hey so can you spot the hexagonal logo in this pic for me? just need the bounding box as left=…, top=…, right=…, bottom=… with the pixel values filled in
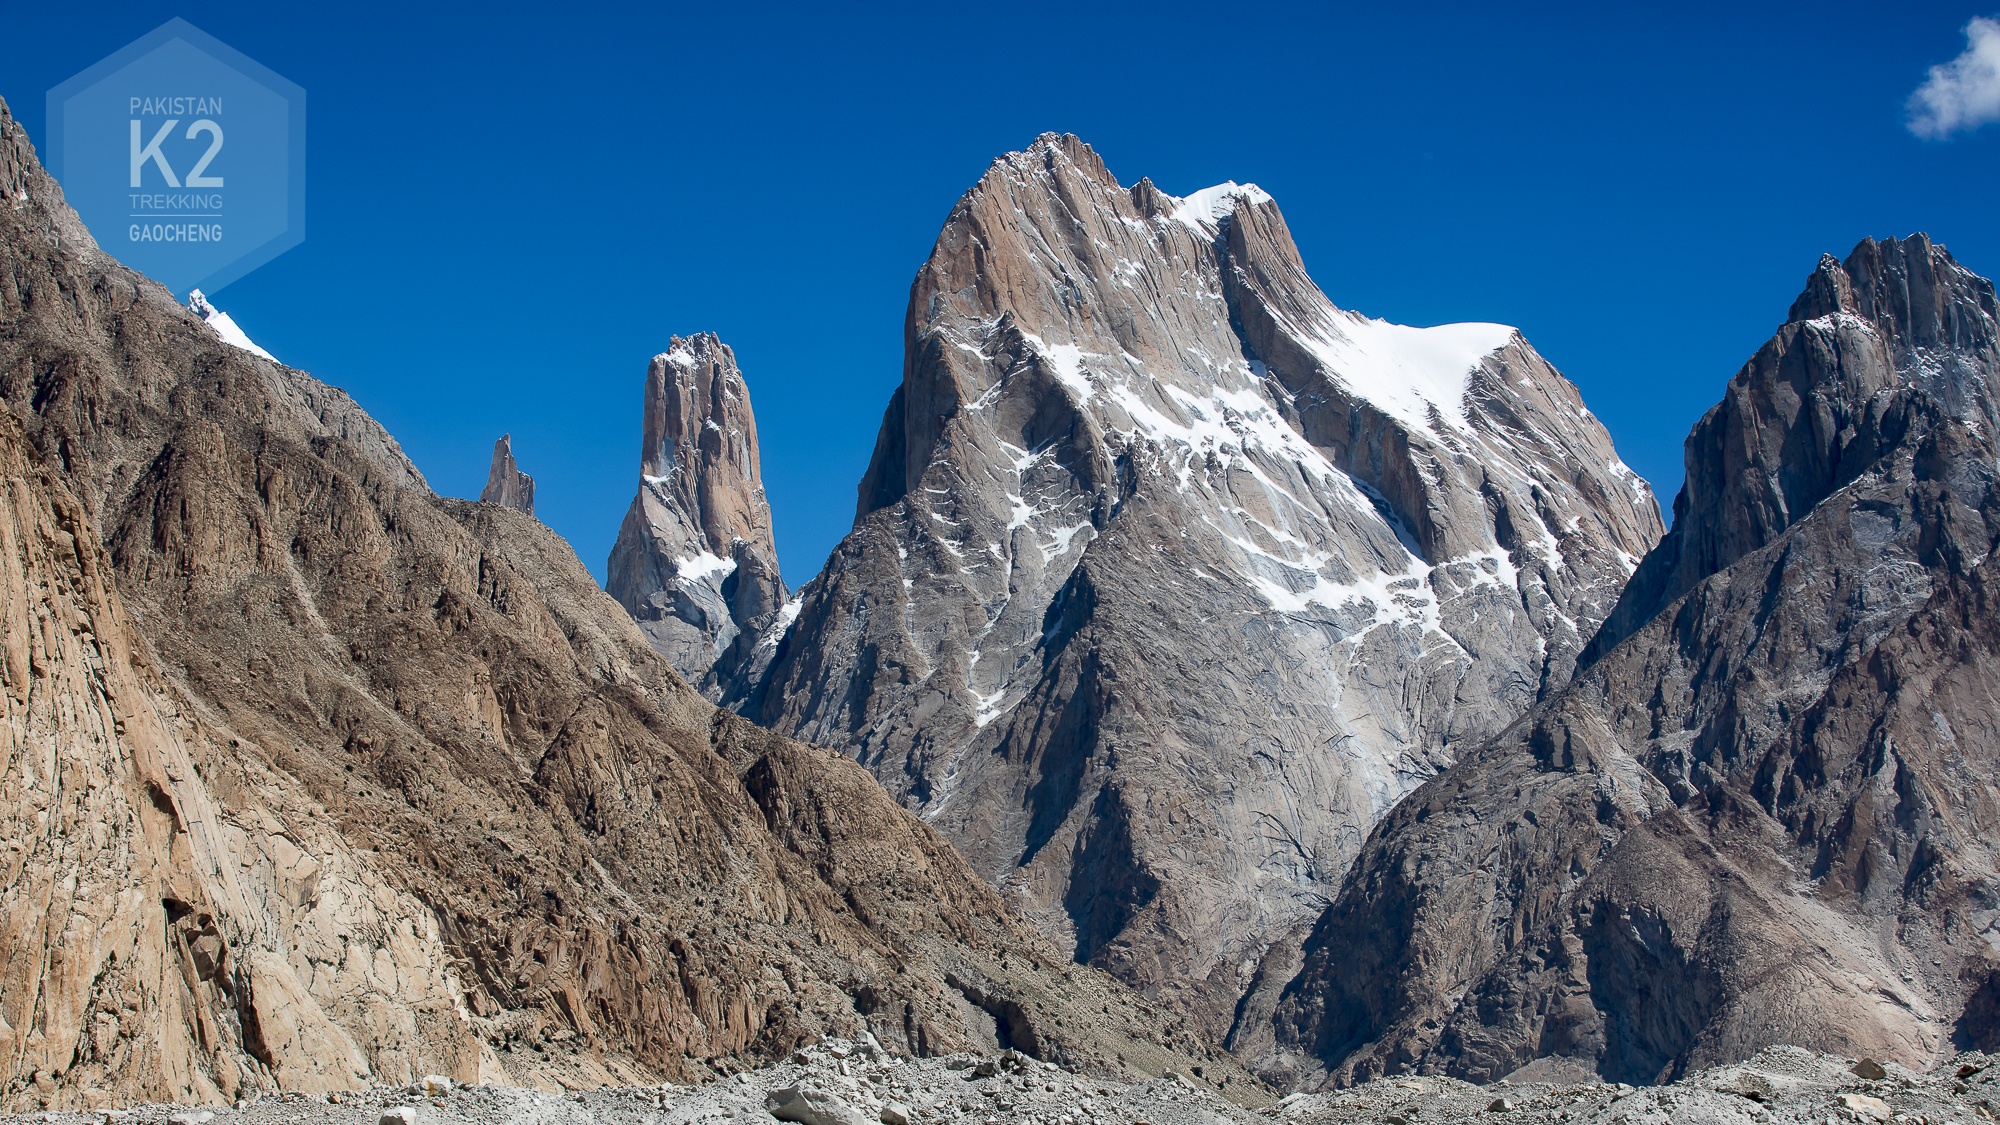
left=46, top=18, right=305, bottom=296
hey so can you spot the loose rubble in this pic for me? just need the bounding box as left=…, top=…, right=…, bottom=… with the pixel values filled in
left=13, top=1041, right=2000, bottom=1125
left=1267, top=1048, right=2000, bottom=1125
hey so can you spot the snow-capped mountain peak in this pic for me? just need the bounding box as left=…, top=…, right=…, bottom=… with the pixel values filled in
left=721, top=133, right=1665, bottom=1038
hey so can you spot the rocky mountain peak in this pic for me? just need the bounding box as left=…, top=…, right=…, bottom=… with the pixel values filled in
left=608, top=333, right=788, bottom=694
left=479, top=433, right=535, bottom=515
left=1844, top=233, right=2000, bottom=352
left=1786, top=235, right=1997, bottom=355
left=1023, top=132, right=1118, bottom=187
left=728, top=135, right=1664, bottom=1045
left=1586, top=232, right=2000, bottom=664
left=639, top=333, right=777, bottom=556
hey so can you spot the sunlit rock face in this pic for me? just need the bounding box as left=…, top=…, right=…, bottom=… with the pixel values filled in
left=726, top=134, right=1663, bottom=1039
left=606, top=333, right=789, bottom=694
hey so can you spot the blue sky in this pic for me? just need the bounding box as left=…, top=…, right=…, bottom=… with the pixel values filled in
left=9, top=2, right=2000, bottom=588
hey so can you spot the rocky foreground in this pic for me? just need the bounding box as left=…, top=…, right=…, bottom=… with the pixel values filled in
left=17, top=1038, right=2000, bottom=1125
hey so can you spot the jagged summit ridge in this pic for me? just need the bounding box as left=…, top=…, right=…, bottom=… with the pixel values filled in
left=722, top=133, right=1664, bottom=1041
left=607, top=332, right=789, bottom=694
left=1585, top=232, right=2000, bottom=665
left=1796, top=234, right=1999, bottom=426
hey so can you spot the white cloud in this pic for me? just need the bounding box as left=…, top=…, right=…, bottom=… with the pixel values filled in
left=1908, top=16, right=2000, bottom=139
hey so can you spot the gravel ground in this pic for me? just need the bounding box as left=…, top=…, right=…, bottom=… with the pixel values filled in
left=10, top=1040, right=1999, bottom=1125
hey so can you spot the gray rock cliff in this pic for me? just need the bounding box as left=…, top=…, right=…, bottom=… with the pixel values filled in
left=606, top=335, right=790, bottom=695
left=1255, top=235, right=2000, bottom=1089
left=719, top=135, right=1664, bottom=1040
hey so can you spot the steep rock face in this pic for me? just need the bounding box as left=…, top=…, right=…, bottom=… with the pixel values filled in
left=1586, top=238, right=2000, bottom=663
left=0, top=405, right=481, bottom=1110
left=0, top=99, right=1251, bottom=1109
left=480, top=434, right=535, bottom=515
left=607, top=336, right=789, bottom=696
left=1257, top=236, right=2000, bottom=1089
left=731, top=135, right=1663, bottom=1037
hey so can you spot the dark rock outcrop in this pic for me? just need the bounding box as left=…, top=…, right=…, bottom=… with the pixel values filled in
left=715, top=135, right=1663, bottom=1040
left=479, top=433, right=535, bottom=515
left=0, top=98, right=1247, bottom=1109
left=1255, top=235, right=2000, bottom=1088
left=606, top=336, right=790, bottom=695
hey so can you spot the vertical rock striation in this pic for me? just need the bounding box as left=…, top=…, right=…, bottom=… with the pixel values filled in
left=607, top=336, right=790, bottom=695
left=1256, top=236, right=2000, bottom=1089
left=723, top=135, right=1664, bottom=1038
left=479, top=434, right=535, bottom=515
left=0, top=404, right=464, bottom=1109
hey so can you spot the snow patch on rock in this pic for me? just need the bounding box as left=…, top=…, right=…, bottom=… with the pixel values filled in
left=187, top=289, right=277, bottom=362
